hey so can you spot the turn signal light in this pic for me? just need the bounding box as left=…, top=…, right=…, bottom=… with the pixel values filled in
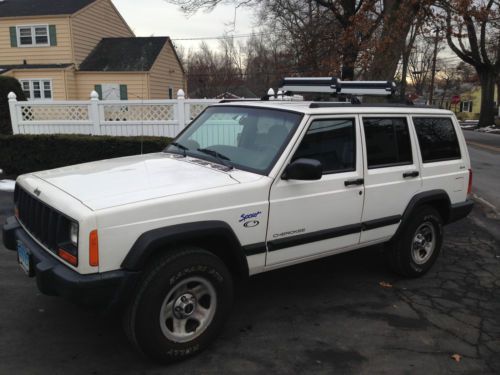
left=89, top=230, right=99, bottom=267
left=467, top=169, right=473, bottom=195
left=58, top=248, right=78, bottom=266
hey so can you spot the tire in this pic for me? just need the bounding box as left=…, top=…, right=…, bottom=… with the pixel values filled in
left=123, top=246, right=234, bottom=363
left=385, top=205, right=443, bottom=277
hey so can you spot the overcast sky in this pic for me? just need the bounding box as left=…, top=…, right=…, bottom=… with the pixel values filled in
left=112, top=0, right=258, bottom=51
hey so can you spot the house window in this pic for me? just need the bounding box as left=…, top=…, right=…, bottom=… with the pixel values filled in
left=20, top=80, right=53, bottom=100
left=17, top=25, right=49, bottom=47
left=95, top=84, right=128, bottom=100
left=461, top=100, right=473, bottom=112
left=168, top=87, right=173, bottom=99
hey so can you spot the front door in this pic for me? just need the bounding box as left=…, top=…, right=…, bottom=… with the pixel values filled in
left=266, top=116, right=365, bottom=267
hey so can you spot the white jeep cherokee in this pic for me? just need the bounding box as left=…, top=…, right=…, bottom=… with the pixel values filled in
left=3, top=101, right=473, bottom=362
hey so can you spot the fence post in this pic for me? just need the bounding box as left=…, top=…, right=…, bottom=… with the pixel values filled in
left=177, top=89, right=186, bottom=131
left=89, top=90, right=101, bottom=135
left=268, top=88, right=275, bottom=101
left=8, top=92, right=19, bottom=134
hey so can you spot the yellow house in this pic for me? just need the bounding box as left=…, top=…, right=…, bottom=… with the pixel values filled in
left=0, top=0, right=186, bottom=100
left=453, top=85, right=499, bottom=121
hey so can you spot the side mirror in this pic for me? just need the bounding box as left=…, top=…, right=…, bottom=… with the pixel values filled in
left=282, top=158, right=322, bottom=180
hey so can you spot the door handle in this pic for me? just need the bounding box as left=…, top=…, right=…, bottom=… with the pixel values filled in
left=344, top=178, right=364, bottom=186
left=403, top=171, right=419, bottom=178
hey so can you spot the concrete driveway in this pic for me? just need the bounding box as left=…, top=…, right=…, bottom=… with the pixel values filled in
left=1, top=189, right=499, bottom=374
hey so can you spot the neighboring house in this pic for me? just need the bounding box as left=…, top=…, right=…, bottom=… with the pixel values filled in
left=429, top=84, right=499, bottom=120
left=452, top=85, right=498, bottom=121
left=0, top=0, right=186, bottom=100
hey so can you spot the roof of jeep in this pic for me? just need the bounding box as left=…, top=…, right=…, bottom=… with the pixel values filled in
left=211, top=101, right=454, bottom=116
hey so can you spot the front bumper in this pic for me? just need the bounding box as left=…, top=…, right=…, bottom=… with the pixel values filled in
left=2, top=216, right=138, bottom=310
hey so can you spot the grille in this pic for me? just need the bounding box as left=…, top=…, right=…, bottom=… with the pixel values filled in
left=14, top=185, right=73, bottom=254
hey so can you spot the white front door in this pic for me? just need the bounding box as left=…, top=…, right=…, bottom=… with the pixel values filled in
left=359, top=115, right=422, bottom=243
left=266, top=116, right=365, bottom=267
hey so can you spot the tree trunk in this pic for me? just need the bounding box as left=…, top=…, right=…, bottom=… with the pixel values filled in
left=497, top=78, right=500, bottom=118
left=366, top=0, right=420, bottom=81
left=341, top=43, right=358, bottom=80
left=399, top=48, right=410, bottom=101
left=477, top=68, right=497, bottom=127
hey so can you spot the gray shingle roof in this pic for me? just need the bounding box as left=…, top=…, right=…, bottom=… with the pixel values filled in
left=79, top=37, right=169, bottom=72
left=0, top=0, right=96, bottom=18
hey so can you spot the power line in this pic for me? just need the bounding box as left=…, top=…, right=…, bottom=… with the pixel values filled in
left=171, top=33, right=264, bottom=41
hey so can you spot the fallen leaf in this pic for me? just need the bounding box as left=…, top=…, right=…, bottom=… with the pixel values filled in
left=451, top=353, right=462, bottom=362
left=379, top=281, right=393, bottom=288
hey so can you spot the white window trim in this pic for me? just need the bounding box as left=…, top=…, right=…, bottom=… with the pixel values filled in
left=16, top=24, right=50, bottom=47
left=20, top=79, right=53, bottom=100
left=462, top=100, right=472, bottom=113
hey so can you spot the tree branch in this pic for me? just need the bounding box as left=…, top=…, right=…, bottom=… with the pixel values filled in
left=445, top=12, right=477, bottom=66
left=479, top=0, right=495, bottom=65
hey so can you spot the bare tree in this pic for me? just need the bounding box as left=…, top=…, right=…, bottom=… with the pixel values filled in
left=167, top=0, right=433, bottom=81
left=408, top=34, right=437, bottom=96
left=439, top=0, right=500, bottom=126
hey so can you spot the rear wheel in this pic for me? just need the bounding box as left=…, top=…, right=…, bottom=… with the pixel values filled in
left=386, top=206, right=443, bottom=277
left=124, top=246, right=233, bottom=363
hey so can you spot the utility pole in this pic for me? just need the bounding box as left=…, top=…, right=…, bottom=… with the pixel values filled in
left=428, top=27, right=439, bottom=106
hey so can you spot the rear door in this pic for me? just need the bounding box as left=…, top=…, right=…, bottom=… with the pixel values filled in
left=266, top=115, right=364, bottom=267
left=360, top=115, right=422, bottom=243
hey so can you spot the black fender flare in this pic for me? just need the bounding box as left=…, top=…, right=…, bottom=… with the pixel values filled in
left=394, top=189, right=451, bottom=239
left=121, top=221, right=249, bottom=278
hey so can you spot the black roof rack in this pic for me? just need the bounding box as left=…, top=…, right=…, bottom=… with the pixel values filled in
left=279, top=77, right=396, bottom=96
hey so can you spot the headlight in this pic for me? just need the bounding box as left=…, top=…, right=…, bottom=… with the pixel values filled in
left=70, top=222, right=79, bottom=246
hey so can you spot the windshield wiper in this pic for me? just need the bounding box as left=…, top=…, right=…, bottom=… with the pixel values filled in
left=166, top=142, right=188, bottom=157
left=197, top=148, right=233, bottom=170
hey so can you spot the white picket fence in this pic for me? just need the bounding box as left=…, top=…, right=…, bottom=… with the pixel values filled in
left=7, top=89, right=219, bottom=138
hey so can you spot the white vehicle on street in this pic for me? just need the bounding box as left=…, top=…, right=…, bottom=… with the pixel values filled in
left=3, top=80, right=473, bottom=363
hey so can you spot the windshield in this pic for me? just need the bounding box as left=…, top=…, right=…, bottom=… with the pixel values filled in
left=165, top=106, right=303, bottom=174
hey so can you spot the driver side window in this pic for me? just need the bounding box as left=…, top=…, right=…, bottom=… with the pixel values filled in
left=294, top=118, right=356, bottom=174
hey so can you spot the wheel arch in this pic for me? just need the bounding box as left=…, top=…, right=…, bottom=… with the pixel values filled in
left=121, top=221, right=249, bottom=282
left=395, top=189, right=451, bottom=238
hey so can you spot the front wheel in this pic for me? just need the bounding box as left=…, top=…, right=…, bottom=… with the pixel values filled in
left=124, top=246, right=233, bottom=363
left=386, top=206, right=443, bottom=277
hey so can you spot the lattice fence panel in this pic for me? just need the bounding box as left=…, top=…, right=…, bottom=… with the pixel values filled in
left=103, top=104, right=175, bottom=122
left=189, top=103, right=210, bottom=119
left=20, top=105, right=90, bottom=122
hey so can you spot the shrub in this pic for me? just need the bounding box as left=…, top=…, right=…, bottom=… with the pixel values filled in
left=0, top=134, right=171, bottom=176
left=0, top=76, right=26, bottom=135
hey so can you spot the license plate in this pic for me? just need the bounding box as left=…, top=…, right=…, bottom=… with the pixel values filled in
left=17, top=240, right=32, bottom=276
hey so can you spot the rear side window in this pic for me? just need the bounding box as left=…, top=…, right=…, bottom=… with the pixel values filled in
left=413, top=117, right=461, bottom=162
left=363, top=117, right=412, bottom=169
left=294, top=118, right=355, bottom=174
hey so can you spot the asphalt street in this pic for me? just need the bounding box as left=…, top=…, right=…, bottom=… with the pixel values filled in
left=463, top=131, right=500, bottom=211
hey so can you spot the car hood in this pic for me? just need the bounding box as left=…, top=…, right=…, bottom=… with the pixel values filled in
left=32, top=153, right=260, bottom=210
